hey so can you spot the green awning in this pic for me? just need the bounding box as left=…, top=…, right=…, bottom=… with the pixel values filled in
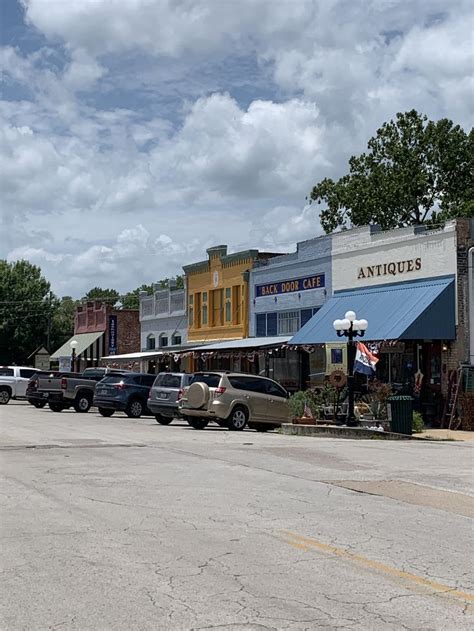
left=50, top=331, right=104, bottom=359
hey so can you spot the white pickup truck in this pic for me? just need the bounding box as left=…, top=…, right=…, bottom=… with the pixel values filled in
left=0, top=366, right=39, bottom=404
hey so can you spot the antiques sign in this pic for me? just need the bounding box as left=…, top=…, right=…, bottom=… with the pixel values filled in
left=256, top=273, right=325, bottom=297
left=108, top=315, right=118, bottom=355
left=358, top=258, right=421, bottom=280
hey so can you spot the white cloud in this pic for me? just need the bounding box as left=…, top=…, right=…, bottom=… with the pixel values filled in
left=2, top=0, right=472, bottom=297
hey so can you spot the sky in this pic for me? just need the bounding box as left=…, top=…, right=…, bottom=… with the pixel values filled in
left=1, top=0, right=473, bottom=298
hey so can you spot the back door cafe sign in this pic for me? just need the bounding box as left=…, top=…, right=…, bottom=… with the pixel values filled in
left=256, top=273, right=325, bottom=297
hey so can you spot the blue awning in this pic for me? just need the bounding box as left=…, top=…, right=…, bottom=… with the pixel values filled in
left=290, top=276, right=455, bottom=344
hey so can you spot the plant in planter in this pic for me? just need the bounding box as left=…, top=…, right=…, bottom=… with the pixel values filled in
left=365, top=380, right=392, bottom=420
left=288, top=390, right=321, bottom=424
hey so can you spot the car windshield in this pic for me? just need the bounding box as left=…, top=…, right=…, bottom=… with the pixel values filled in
left=190, top=373, right=221, bottom=387
left=154, top=374, right=181, bottom=388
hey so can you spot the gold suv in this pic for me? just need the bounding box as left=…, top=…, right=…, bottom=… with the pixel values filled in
left=178, top=372, right=290, bottom=431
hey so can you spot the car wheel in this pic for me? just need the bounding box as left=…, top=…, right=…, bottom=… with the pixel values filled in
left=74, top=393, right=92, bottom=413
left=0, top=388, right=11, bottom=405
left=155, top=414, right=173, bottom=425
left=187, top=418, right=209, bottom=430
left=227, top=405, right=248, bottom=431
left=33, top=400, right=47, bottom=409
left=98, top=407, right=114, bottom=417
left=126, top=399, right=144, bottom=418
left=49, top=402, right=64, bottom=412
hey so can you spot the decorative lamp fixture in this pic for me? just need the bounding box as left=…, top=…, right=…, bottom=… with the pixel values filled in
left=332, top=311, right=369, bottom=427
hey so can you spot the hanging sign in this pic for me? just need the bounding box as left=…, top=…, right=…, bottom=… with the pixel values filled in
left=256, top=273, right=325, bottom=297
left=108, top=315, right=118, bottom=355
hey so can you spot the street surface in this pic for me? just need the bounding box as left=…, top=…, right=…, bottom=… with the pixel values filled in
left=1, top=401, right=473, bottom=630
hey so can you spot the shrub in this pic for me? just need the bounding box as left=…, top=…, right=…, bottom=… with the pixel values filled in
left=288, top=390, right=320, bottom=419
left=413, top=411, right=424, bottom=433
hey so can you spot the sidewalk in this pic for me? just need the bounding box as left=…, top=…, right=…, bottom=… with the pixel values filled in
left=418, top=429, right=474, bottom=441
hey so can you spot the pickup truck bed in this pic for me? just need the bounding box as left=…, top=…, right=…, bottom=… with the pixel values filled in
left=35, top=371, right=82, bottom=412
left=61, top=368, right=130, bottom=413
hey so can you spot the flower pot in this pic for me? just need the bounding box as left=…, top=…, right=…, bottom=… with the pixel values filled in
left=293, top=416, right=316, bottom=425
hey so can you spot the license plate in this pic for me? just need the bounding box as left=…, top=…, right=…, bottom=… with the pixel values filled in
left=159, top=392, right=168, bottom=399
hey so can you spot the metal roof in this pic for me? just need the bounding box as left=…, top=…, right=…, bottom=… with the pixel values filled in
left=290, top=276, right=455, bottom=344
left=50, top=331, right=104, bottom=359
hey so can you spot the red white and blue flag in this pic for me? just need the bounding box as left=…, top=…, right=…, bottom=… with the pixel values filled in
left=354, top=342, right=379, bottom=375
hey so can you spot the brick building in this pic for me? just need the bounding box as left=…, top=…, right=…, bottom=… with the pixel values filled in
left=50, top=301, right=140, bottom=370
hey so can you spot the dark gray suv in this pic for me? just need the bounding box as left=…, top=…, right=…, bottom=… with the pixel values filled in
left=148, top=372, right=193, bottom=424
left=94, top=373, right=156, bottom=418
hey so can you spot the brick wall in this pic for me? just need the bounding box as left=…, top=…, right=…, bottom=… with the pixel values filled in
left=108, top=309, right=140, bottom=355
left=444, top=219, right=473, bottom=393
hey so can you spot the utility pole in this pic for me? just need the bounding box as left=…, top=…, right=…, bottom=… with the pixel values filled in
left=46, top=291, right=52, bottom=352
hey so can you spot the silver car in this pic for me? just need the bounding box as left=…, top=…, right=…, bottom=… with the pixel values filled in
left=179, top=372, right=290, bottom=431
left=148, top=372, right=194, bottom=424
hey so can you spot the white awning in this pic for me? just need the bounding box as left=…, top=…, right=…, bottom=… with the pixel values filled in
left=51, top=331, right=104, bottom=359
left=183, top=336, right=292, bottom=353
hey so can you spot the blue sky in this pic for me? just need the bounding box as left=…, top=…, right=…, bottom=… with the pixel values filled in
left=1, top=0, right=472, bottom=297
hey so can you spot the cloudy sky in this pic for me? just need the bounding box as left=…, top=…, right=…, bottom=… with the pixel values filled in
left=1, top=0, right=472, bottom=297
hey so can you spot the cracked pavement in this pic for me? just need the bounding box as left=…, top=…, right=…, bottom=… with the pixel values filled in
left=1, top=402, right=473, bottom=630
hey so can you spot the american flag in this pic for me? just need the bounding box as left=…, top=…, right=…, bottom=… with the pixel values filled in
left=303, top=402, right=313, bottom=418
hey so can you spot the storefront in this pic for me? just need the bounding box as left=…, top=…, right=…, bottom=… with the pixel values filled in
left=249, top=234, right=335, bottom=390
left=50, top=301, right=140, bottom=372
left=291, top=220, right=473, bottom=424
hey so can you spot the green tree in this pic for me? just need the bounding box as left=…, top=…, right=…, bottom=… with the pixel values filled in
left=83, top=287, right=120, bottom=305
left=310, top=110, right=473, bottom=233
left=50, top=296, right=78, bottom=351
left=122, top=284, right=153, bottom=310
left=0, top=260, right=52, bottom=364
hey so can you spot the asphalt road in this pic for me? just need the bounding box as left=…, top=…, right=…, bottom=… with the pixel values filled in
left=1, top=401, right=473, bottom=630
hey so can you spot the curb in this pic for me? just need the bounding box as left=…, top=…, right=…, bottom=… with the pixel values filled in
left=280, top=424, right=420, bottom=440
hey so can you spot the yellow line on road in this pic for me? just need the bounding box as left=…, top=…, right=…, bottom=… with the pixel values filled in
left=280, top=530, right=474, bottom=604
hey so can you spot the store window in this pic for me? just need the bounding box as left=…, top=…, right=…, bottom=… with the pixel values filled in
left=278, top=311, right=300, bottom=335
left=232, top=285, right=241, bottom=324
left=256, top=312, right=279, bottom=336
left=188, top=294, right=194, bottom=326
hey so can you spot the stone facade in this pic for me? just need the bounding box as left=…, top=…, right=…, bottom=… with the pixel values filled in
left=139, top=283, right=187, bottom=351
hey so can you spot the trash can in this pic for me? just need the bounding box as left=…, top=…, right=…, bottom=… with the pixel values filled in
left=387, top=395, right=413, bottom=435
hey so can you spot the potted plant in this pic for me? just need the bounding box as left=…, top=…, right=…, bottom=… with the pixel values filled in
left=288, top=390, right=321, bottom=425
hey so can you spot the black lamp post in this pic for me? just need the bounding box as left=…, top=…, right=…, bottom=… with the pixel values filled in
left=70, top=339, right=78, bottom=372
left=333, top=311, right=368, bottom=427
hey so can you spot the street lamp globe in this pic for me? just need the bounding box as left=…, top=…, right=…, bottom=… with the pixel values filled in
left=340, top=318, right=351, bottom=330
left=358, top=319, right=368, bottom=331
left=345, top=310, right=356, bottom=322
left=70, top=340, right=78, bottom=350
left=333, top=319, right=344, bottom=331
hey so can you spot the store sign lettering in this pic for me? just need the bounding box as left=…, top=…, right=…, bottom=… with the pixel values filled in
left=108, top=315, right=117, bottom=355
left=358, top=258, right=421, bottom=280
left=256, top=273, right=325, bottom=297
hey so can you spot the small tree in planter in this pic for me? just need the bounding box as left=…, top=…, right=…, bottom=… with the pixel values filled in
left=289, top=390, right=322, bottom=424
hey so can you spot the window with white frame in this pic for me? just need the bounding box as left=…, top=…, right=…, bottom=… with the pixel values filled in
left=277, top=311, right=300, bottom=335
left=147, top=334, right=156, bottom=350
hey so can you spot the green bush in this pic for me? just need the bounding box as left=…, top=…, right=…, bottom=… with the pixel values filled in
left=413, top=411, right=424, bottom=433
left=288, top=390, right=320, bottom=419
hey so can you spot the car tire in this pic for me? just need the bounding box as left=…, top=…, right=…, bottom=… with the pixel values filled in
left=187, top=418, right=209, bottom=430
left=33, top=400, right=47, bottom=409
left=73, top=393, right=92, bottom=413
left=98, top=407, right=114, bottom=417
left=155, top=414, right=173, bottom=425
left=49, top=402, right=64, bottom=412
left=126, top=398, right=144, bottom=418
left=227, top=405, right=248, bottom=431
left=0, top=387, right=11, bottom=405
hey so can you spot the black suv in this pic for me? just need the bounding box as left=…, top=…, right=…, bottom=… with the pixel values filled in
left=93, top=373, right=156, bottom=418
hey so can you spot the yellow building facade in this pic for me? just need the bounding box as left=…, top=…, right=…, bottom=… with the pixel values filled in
left=184, top=245, right=273, bottom=343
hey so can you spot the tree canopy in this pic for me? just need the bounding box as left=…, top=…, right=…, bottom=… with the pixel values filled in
left=309, top=110, right=473, bottom=233
left=83, top=287, right=120, bottom=304
left=0, top=260, right=52, bottom=364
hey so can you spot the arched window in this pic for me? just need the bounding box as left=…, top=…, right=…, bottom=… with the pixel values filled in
left=147, top=334, right=156, bottom=350
left=159, top=334, right=168, bottom=348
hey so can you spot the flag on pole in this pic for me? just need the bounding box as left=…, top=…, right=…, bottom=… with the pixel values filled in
left=354, top=342, right=379, bottom=375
